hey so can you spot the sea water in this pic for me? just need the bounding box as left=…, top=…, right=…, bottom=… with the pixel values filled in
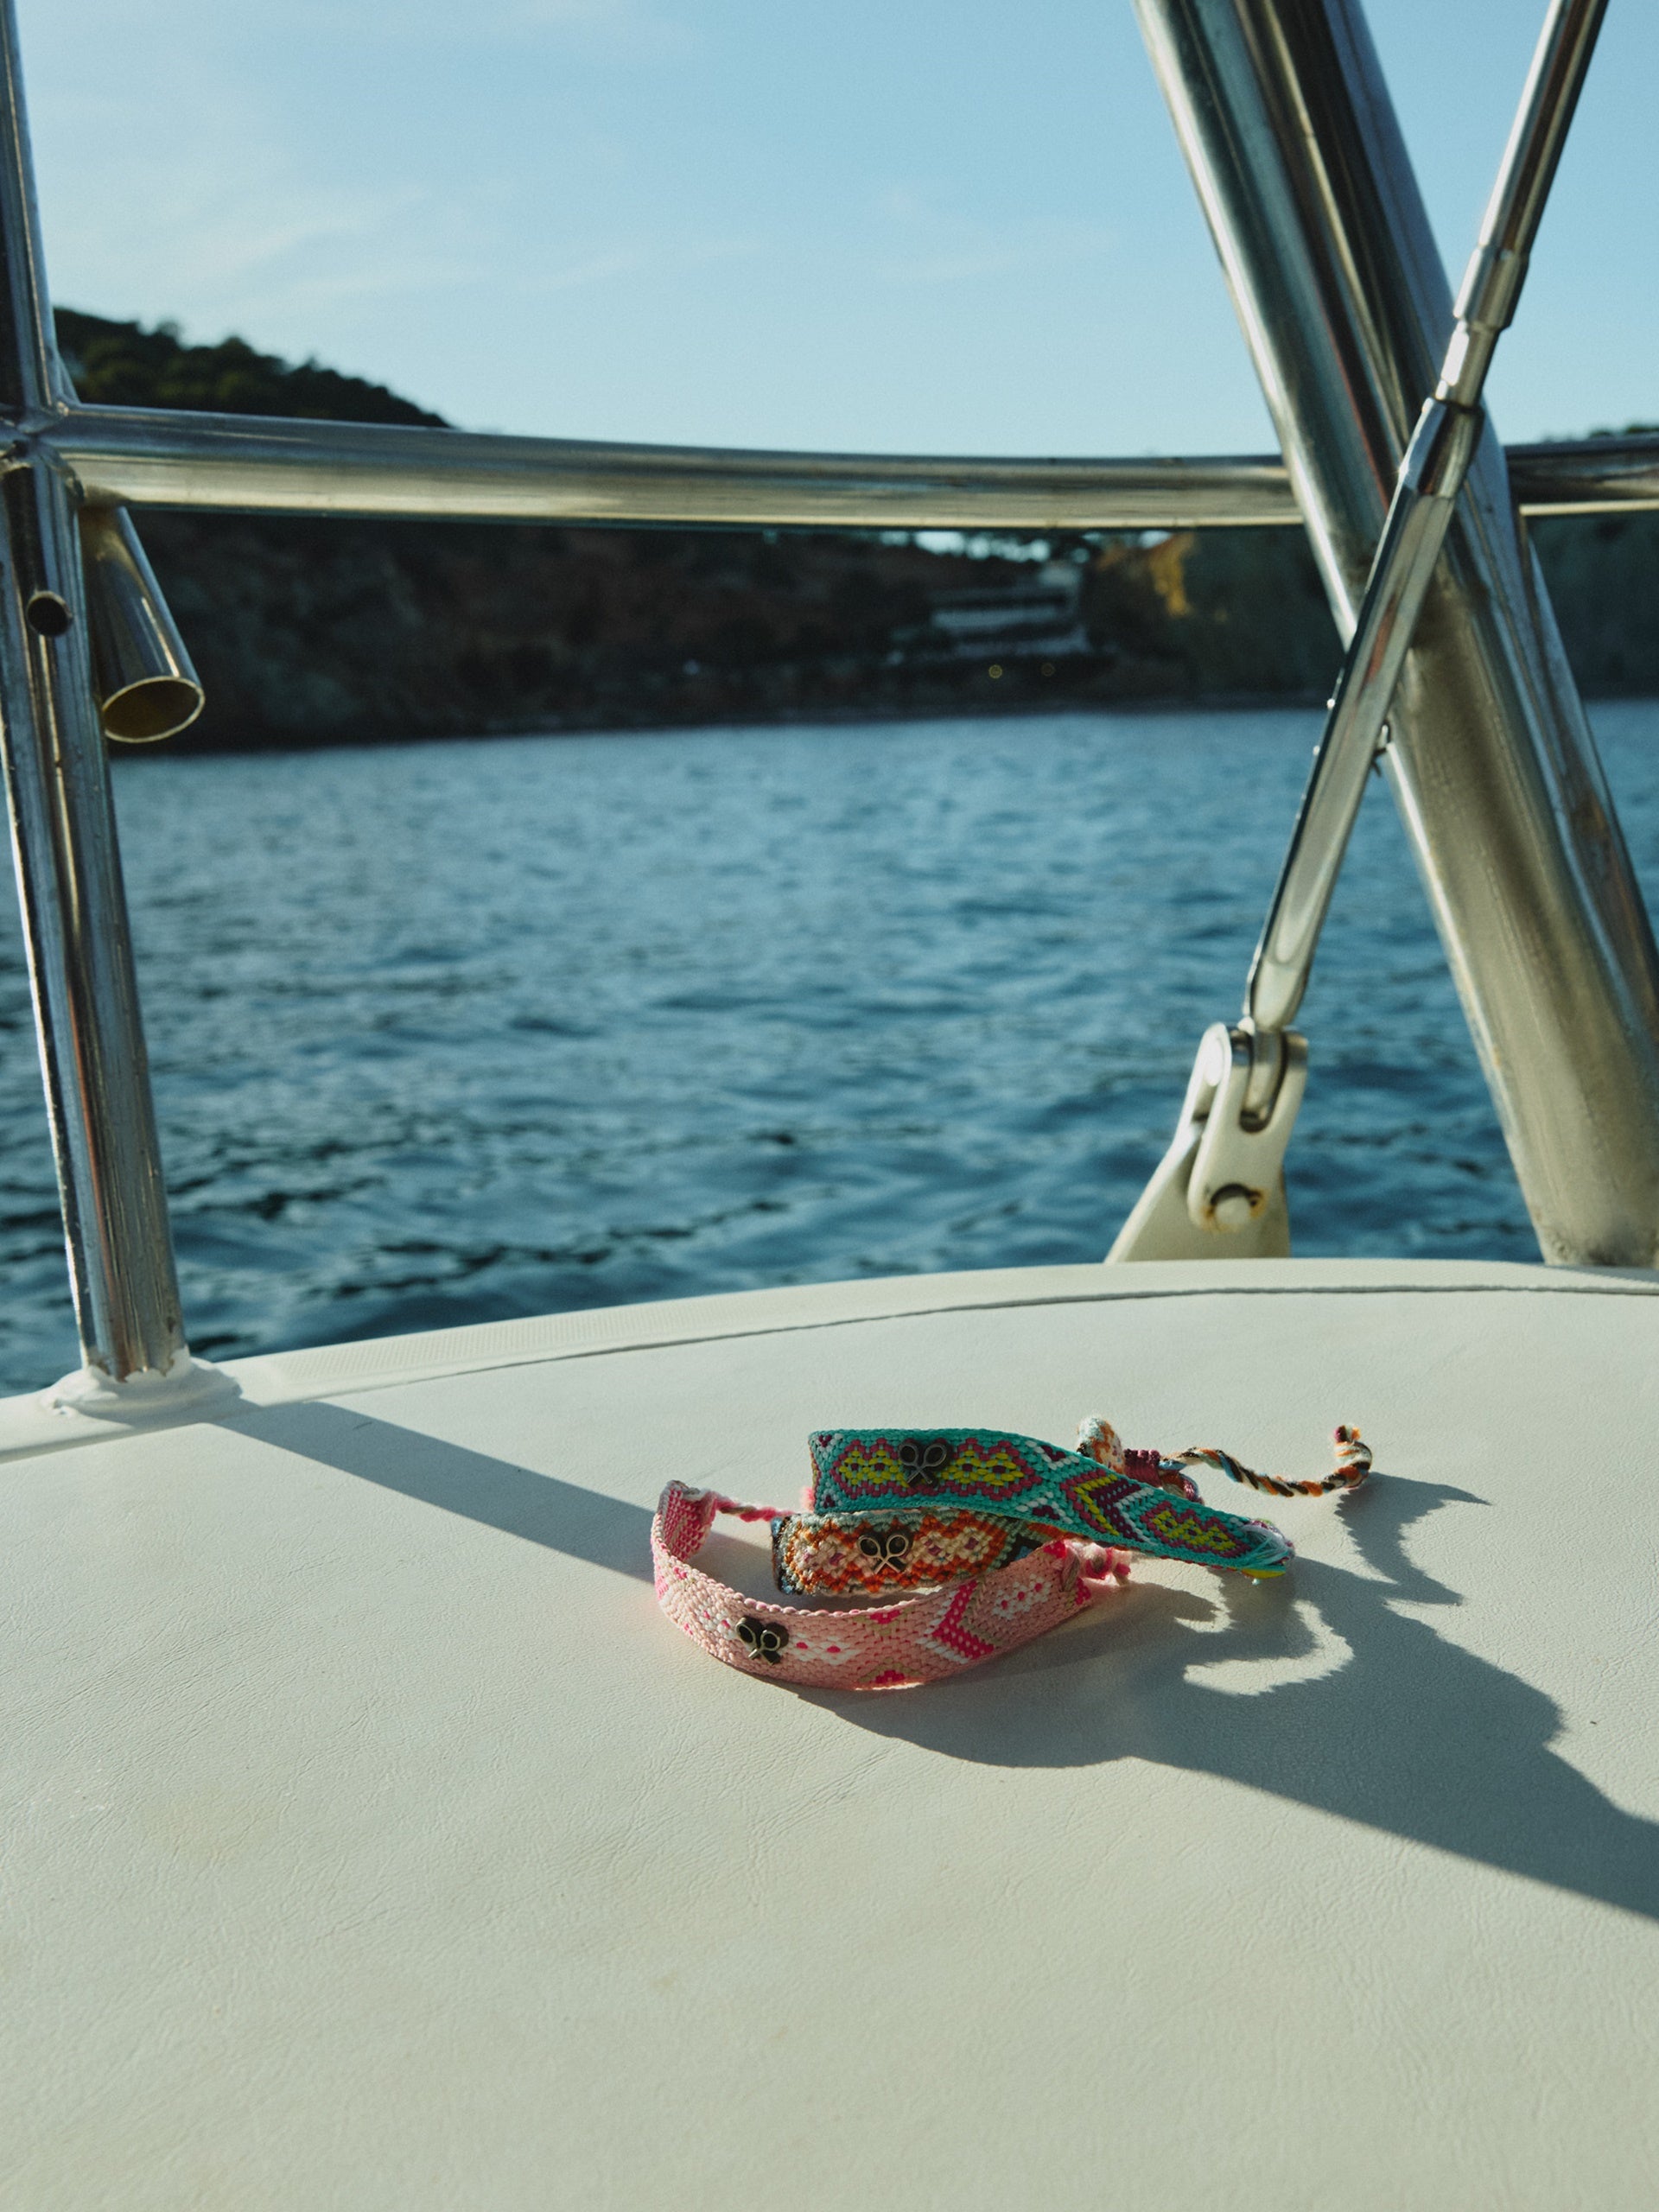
left=0, top=700, right=1656, bottom=1394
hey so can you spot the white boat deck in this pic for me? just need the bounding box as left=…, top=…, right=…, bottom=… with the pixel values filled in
left=6, top=1257, right=1658, bottom=2209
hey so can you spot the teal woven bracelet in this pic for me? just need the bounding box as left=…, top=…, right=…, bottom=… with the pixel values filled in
left=805, top=1423, right=1352, bottom=1579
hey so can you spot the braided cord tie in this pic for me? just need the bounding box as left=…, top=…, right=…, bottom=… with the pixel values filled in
left=1171, top=1425, right=1373, bottom=1500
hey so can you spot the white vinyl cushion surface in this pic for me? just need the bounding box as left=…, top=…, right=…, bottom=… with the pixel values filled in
left=3, top=1260, right=1657, bottom=2210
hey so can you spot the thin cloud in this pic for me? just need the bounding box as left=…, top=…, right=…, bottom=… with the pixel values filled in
left=497, top=0, right=696, bottom=56
left=531, top=248, right=652, bottom=294
left=511, top=232, right=765, bottom=296
left=872, top=187, right=1117, bottom=289
left=249, top=0, right=696, bottom=61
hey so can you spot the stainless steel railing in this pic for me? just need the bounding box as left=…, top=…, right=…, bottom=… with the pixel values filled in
left=1126, top=0, right=1659, bottom=1270
left=79, top=505, right=204, bottom=741
left=37, top=404, right=1659, bottom=532
left=1246, top=0, right=1611, bottom=1044
left=0, top=0, right=186, bottom=1385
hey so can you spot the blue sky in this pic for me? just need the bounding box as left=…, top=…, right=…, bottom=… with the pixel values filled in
left=17, top=0, right=1657, bottom=454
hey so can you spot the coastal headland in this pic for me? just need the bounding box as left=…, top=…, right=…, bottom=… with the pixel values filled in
left=60, top=309, right=1659, bottom=751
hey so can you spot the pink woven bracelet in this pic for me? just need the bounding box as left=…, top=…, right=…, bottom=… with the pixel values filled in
left=652, top=1481, right=1131, bottom=1692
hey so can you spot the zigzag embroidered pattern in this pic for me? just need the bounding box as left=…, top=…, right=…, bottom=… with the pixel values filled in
left=809, top=1428, right=1294, bottom=1576
left=772, top=1504, right=1059, bottom=1597
left=652, top=1482, right=1128, bottom=1691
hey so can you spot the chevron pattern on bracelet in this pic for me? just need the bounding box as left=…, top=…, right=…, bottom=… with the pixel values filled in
left=772, top=1503, right=1061, bottom=1597
left=808, top=1428, right=1292, bottom=1577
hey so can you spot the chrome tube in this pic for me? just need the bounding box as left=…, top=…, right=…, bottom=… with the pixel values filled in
left=79, top=505, right=205, bottom=743
left=1246, top=436, right=1463, bottom=1035
left=0, top=0, right=187, bottom=1376
left=1510, top=431, right=1659, bottom=514
left=1455, top=0, right=1611, bottom=371
left=1246, top=0, right=1608, bottom=1034
left=1135, top=0, right=1659, bottom=1266
left=42, top=403, right=1659, bottom=531
left=48, top=404, right=1301, bottom=529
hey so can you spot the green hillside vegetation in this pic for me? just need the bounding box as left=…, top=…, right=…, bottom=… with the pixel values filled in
left=53, top=308, right=1659, bottom=747
left=56, top=308, right=445, bottom=427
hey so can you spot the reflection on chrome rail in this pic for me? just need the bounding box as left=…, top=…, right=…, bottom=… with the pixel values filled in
left=35, top=405, right=1659, bottom=531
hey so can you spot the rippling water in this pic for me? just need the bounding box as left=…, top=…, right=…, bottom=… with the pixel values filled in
left=0, top=701, right=1656, bottom=1393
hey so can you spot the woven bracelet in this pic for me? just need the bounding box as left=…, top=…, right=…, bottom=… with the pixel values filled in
left=771, top=1503, right=1066, bottom=1597
left=652, top=1421, right=1372, bottom=1685
left=652, top=1482, right=1130, bottom=1692
left=807, top=1423, right=1300, bottom=1578
left=770, top=1418, right=1370, bottom=1596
